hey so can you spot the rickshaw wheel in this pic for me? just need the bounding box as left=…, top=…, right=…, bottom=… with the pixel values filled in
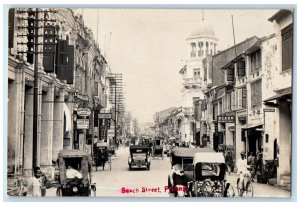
left=56, top=188, right=62, bottom=196
left=225, top=183, right=235, bottom=197
left=90, top=189, right=96, bottom=197
left=244, top=181, right=254, bottom=197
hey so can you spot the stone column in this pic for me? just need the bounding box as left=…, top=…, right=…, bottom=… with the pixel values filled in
left=8, top=68, right=23, bottom=172
left=24, top=87, right=34, bottom=177
left=40, top=84, right=54, bottom=177
left=278, top=101, right=291, bottom=186
left=65, top=94, right=74, bottom=150
left=52, top=88, right=64, bottom=162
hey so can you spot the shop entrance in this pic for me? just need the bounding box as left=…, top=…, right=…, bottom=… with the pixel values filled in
left=247, top=129, right=262, bottom=155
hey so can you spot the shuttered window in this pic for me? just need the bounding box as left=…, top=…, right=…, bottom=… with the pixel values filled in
left=237, top=60, right=246, bottom=77
left=281, top=24, right=293, bottom=71
left=94, top=82, right=99, bottom=96
left=242, top=87, right=247, bottom=108
left=251, top=80, right=262, bottom=108
left=227, top=66, right=234, bottom=82
left=56, top=40, right=74, bottom=84
left=43, top=26, right=56, bottom=72
left=8, top=9, right=15, bottom=49
left=250, top=49, right=262, bottom=73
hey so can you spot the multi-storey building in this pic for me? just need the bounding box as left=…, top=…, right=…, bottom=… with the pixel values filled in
left=179, top=21, right=218, bottom=144
left=265, top=9, right=292, bottom=189
left=7, top=8, right=111, bottom=184
left=207, top=9, right=293, bottom=189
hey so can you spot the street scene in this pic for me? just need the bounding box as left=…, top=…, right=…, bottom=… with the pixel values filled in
left=6, top=8, right=293, bottom=198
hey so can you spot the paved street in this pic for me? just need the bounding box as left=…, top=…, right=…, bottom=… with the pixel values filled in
left=47, top=146, right=290, bottom=198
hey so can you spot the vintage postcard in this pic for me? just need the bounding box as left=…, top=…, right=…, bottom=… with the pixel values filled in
left=6, top=7, right=293, bottom=198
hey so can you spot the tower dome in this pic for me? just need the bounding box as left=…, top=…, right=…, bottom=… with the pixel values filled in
left=190, top=21, right=215, bottom=38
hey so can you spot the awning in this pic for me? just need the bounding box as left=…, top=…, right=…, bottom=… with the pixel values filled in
left=241, top=123, right=263, bottom=129
left=264, top=87, right=292, bottom=102
left=63, top=103, right=72, bottom=132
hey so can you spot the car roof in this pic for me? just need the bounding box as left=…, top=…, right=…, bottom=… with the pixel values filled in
left=171, top=147, right=214, bottom=158
left=130, top=145, right=149, bottom=149
left=193, top=152, right=225, bottom=164
left=58, top=149, right=89, bottom=158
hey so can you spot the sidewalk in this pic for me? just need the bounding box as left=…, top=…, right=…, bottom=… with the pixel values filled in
left=225, top=172, right=290, bottom=197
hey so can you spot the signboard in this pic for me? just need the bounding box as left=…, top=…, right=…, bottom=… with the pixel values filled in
left=100, top=129, right=107, bottom=140
left=77, top=108, right=91, bottom=117
left=217, top=115, right=235, bottom=123
left=77, top=119, right=89, bottom=129
left=98, top=113, right=112, bottom=119
left=263, top=108, right=275, bottom=112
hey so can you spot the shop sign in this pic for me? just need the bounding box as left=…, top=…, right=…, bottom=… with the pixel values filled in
left=77, top=119, right=89, bottom=129
left=217, top=115, right=235, bottom=123
left=77, top=108, right=91, bottom=117
left=98, top=113, right=112, bottom=119
left=263, top=108, right=275, bottom=112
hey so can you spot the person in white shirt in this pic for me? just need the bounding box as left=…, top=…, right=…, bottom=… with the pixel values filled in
left=26, top=167, right=46, bottom=196
left=66, top=166, right=82, bottom=179
left=236, top=152, right=249, bottom=192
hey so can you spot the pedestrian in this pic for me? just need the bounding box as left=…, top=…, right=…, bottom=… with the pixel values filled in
left=225, top=151, right=234, bottom=174
left=25, top=167, right=48, bottom=196
left=236, top=151, right=248, bottom=194
left=256, top=148, right=263, bottom=174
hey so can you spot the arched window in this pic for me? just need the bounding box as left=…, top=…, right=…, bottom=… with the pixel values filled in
left=198, top=42, right=203, bottom=57
left=191, top=43, right=196, bottom=57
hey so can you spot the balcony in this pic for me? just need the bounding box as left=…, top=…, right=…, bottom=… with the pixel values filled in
left=182, top=107, right=194, bottom=116
left=183, top=78, right=202, bottom=86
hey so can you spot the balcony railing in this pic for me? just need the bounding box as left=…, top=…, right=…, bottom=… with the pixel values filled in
left=182, top=107, right=194, bottom=116
left=183, top=77, right=202, bottom=85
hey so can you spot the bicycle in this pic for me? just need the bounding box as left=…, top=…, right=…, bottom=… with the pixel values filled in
left=236, top=171, right=254, bottom=197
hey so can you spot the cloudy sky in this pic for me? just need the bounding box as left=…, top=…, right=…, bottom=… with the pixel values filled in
left=79, top=8, right=278, bottom=124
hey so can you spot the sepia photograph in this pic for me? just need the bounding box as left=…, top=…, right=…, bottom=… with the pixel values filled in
left=6, top=6, right=294, bottom=198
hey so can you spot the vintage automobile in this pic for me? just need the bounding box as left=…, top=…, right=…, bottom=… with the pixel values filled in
left=189, top=152, right=235, bottom=197
left=153, top=137, right=164, bottom=159
left=93, top=142, right=111, bottom=171
left=56, top=150, right=96, bottom=196
left=167, top=147, right=214, bottom=197
left=128, top=145, right=151, bottom=170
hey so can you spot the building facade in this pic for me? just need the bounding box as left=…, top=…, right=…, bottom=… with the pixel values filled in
left=7, top=8, right=112, bottom=183
left=179, top=21, right=218, bottom=144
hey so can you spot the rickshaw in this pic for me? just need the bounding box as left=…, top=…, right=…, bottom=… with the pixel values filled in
left=153, top=137, right=164, bottom=159
left=190, top=152, right=235, bottom=197
left=93, top=142, right=112, bottom=171
left=167, top=147, right=214, bottom=197
left=128, top=145, right=151, bottom=170
left=56, top=150, right=96, bottom=196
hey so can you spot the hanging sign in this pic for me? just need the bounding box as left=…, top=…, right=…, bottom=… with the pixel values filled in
left=77, top=119, right=89, bottom=129
left=77, top=108, right=91, bottom=117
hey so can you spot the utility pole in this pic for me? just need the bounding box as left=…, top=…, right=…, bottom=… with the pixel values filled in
left=32, top=8, right=39, bottom=172
left=114, top=77, right=117, bottom=147
left=17, top=8, right=57, bottom=175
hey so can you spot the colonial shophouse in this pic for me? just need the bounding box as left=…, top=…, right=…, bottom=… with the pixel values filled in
left=7, top=8, right=110, bottom=181
left=201, top=9, right=293, bottom=189
left=200, top=36, right=259, bottom=152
